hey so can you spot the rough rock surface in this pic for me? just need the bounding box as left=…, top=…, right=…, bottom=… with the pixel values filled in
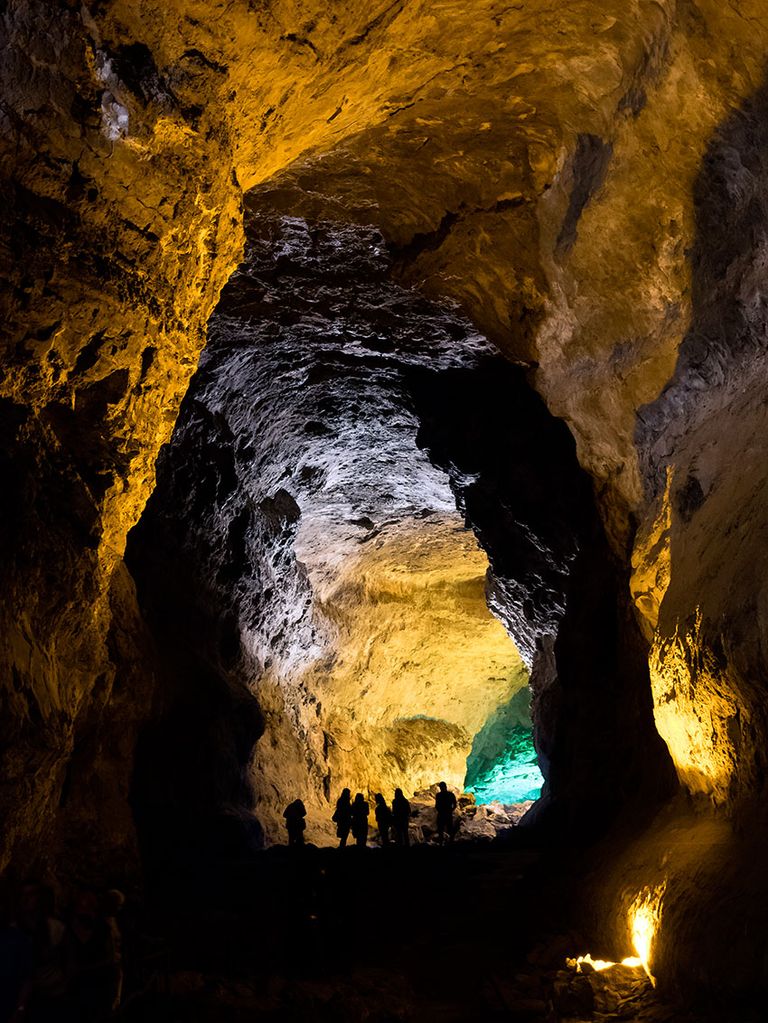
left=0, top=0, right=243, bottom=871
left=126, top=213, right=594, bottom=846
left=4, top=0, right=768, bottom=1001
left=631, top=79, right=768, bottom=813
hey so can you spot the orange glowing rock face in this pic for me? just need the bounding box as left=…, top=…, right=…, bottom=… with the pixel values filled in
left=632, top=469, right=739, bottom=804
left=629, top=882, right=666, bottom=985
left=570, top=881, right=665, bottom=985
left=649, top=614, right=739, bottom=803
left=630, top=468, right=674, bottom=643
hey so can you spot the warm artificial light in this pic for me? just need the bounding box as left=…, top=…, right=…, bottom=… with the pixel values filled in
left=569, top=881, right=665, bottom=986
left=572, top=953, right=643, bottom=973
left=629, top=882, right=666, bottom=986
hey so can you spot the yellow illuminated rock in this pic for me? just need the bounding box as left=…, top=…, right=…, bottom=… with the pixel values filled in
left=250, top=516, right=527, bottom=844
left=649, top=613, right=740, bottom=804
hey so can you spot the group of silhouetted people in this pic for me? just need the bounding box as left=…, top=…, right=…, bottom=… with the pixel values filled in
left=331, top=788, right=413, bottom=848
left=284, top=781, right=459, bottom=848
left=0, top=880, right=126, bottom=1023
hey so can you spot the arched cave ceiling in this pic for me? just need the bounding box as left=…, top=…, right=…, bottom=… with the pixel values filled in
left=3, top=0, right=768, bottom=914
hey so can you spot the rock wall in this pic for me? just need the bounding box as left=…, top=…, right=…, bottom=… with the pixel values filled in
left=3, top=0, right=768, bottom=996
left=0, top=0, right=242, bottom=872
left=631, top=78, right=768, bottom=816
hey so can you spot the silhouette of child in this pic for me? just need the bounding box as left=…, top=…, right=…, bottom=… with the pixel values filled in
left=64, top=888, right=116, bottom=1022
left=17, top=882, right=67, bottom=1019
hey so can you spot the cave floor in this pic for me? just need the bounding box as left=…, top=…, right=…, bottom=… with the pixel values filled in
left=120, top=838, right=715, bottom=1023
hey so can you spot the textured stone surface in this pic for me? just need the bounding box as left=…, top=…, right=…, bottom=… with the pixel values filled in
left=4, top=0, right=768, bottom=999
left=0, top=0, right=243, bottom=870
left=125, top=211, right=672, bottom=853
left=629, top=77, right=768, bottom=812
left=126, top=214, right=580, bottom=846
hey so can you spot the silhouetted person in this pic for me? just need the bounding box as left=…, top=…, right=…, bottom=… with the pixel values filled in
left=283, top=799, right=307, bottom=846
left=392, top=788, right=411, bottom=847
left=435, top=782, right=457, bottom=844
left=332, top=788, right=352, bottom=848
left=350, top=793, right=369, bottom=848
left=374, top=793, right=392, bottom=846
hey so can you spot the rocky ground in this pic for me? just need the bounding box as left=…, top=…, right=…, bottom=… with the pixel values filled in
left=403, top=790, right=535, bottom=844
left=118, top=840, right=722, bottom=1023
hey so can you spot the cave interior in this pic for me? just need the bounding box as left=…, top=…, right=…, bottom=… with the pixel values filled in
left=4, top=1, right=768, bottom=1020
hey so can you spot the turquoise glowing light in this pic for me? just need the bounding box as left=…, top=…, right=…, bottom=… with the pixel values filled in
left=464, top=687, right=544, bottom=805
left=465, top=725, right=543, bottom=804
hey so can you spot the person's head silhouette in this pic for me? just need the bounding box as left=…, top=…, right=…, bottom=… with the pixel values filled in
left=439, top=781, right=448, bottom=792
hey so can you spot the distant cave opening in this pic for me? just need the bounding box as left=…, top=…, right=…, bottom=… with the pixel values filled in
left=125, top=206, right=671, bottom=865
left=464, top=687, right=543, bottom=806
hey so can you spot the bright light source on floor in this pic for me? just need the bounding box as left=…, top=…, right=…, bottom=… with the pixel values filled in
left=570, top=953, right=643, bottom=973
left=568, top=880, right=666, bottom=986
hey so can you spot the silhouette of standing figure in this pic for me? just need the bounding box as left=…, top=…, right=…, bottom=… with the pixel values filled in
left=283, top=799, right=307, bottom=846
left=392, top=788, right=411, bottom=847
left=350, top=793, right=369, bottom=848
left=435, top=782, right=457, bottom=844
left=374, top=793, right=392, bottom=846
left=332, top=788, right=352, bottom=848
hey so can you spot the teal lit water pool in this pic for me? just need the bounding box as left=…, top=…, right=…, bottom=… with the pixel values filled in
left=464, top=687, right=544, bottom=805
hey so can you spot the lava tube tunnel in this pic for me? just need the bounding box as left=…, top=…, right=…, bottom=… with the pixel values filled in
left=6, top=3, right=768, bottom=1020
left=125, top=211, right=583, bottom=851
